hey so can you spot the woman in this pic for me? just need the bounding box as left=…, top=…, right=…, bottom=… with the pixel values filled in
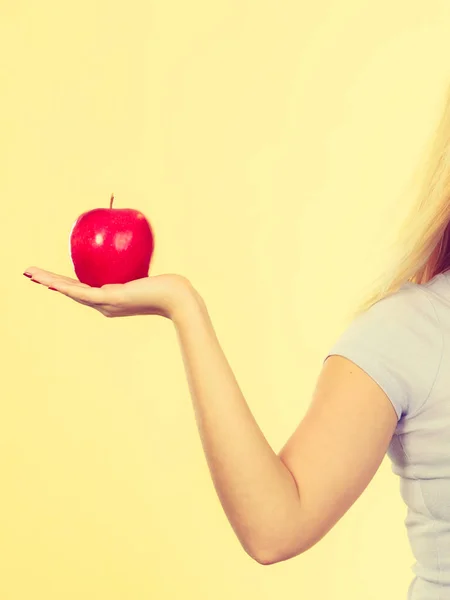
left=23, top=85, right=450, bottom=600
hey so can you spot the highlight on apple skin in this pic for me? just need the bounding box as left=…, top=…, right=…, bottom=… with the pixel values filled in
left=69, top=194, right=155, bottom=287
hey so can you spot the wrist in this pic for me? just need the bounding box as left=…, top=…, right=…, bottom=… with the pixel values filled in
left=168, top=277, right=206, bottom=326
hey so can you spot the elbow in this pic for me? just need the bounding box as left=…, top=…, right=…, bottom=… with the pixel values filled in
left=250, top=548, right=279, bottom=566
left=241, top=515, right=314, bottom=565
left=242, top=539, right=281, bottom=566
left=251, top=548, right=302, bottom=566
left=254, top=553, right=287, bottom=566
left=246, top=540, right=307, bottom=566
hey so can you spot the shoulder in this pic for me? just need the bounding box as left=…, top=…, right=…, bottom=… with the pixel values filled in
left=325, top=282, right=443, bottom=421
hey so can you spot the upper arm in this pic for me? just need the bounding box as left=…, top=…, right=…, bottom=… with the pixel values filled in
left=276, top=354, right=398, bottom=559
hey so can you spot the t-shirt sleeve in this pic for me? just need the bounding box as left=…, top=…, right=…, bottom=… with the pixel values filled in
left=323, top=284, right=443, bottom=421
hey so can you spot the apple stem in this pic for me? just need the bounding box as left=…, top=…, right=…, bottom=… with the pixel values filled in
left=110, top=194, right=114, bottom=209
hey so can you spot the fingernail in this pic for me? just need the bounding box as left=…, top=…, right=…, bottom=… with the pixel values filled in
left=23, top=272, right=32, bottom=278
left=30, top=279, right=41, bottom=284
left=48, top=287, right=58, bottom=291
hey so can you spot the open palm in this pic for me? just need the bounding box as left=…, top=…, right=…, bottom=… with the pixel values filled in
left=23, top=267, right=192, bottom=319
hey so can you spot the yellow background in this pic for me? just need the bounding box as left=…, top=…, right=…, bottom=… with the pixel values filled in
left=3, top=1, right=450, bottom=598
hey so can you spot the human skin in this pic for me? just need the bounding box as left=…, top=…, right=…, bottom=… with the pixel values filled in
left=22, top=268, right=303, bottom=565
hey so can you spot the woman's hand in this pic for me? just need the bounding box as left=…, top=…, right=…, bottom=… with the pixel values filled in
left=23, top=267, right=194, bottom=320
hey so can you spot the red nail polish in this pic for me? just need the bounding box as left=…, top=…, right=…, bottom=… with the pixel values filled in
left=48, top=287, right=58, bottom=291
left=23, top=272, right=32, bottom=278
left=30, top=279, right=41, bottom=284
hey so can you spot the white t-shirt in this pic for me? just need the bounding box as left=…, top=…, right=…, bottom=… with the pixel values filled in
left=324, top=273, right=450, bottom=600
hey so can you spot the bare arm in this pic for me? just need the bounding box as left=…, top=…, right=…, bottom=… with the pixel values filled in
left=171, top=283, right=397, bottom=565
left=171, top=285, right=303, bottom=565
left=24, top=268, right=398, bottom=566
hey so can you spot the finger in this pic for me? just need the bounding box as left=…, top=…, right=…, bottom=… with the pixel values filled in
left=23, top=267, right=88, bottom=287
left=48, top=281, right=107, bottom=305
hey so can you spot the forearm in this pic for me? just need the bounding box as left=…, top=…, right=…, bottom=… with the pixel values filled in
left=170, top=285, right=303, bottom=564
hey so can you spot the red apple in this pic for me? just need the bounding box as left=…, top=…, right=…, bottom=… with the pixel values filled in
left=69, top=194, right=155, bottom=287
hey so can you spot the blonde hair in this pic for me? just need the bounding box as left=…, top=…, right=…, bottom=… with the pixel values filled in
left=353, top=82, right=450, bottom=319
